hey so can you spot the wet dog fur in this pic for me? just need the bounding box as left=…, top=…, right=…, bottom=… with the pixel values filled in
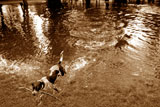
left=31, top=51, right=66, bottom=96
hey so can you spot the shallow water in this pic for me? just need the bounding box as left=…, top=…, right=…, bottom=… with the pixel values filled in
left=0, top=0, right=160, bottom=90
left=1, top=1, right=160, bottom=107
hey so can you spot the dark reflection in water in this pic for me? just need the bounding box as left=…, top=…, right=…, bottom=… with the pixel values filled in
left=0, top=1, right=160, bottom=79
left=0, top=5, right=35, bottom=60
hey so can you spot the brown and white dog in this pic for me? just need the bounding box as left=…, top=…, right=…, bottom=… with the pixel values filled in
left=31, top=51, right=66, bottom=96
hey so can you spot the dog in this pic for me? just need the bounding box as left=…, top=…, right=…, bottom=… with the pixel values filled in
left=31, top=51, right=66, bottom=96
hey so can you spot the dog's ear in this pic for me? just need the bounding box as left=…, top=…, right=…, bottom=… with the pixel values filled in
left=31, top=83, right=34, bottom=87
left=40, top=82, right=45, bottom=89
left=55, top=70, right=59, bottom=74
left=31, top=83, right=35, bottom=90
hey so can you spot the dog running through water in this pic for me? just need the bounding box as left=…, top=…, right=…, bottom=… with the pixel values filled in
left=31, top=51, right=66, bottom=96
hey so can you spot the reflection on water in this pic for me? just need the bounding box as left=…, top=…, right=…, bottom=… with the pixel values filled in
left=0, top=2, right=160, bottom=79
left=29, top=7, right=50, bottom=55
left=121, top=5, right=160, bottom=76
left=2, top=5, right=24, bottom=30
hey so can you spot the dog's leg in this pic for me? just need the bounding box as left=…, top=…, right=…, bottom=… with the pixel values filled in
left=52, top=85, right=60, bottom=93
left=40, top=94, right=44, bottom=99
left=37, top=94, right=44, bottom=106
left=53, top=87, right=59, bottom=93
left=37, top=101, right=42, bottom=106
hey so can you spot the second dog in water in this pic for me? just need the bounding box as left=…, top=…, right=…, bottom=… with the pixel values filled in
left=31, top=51, right=66, bottom=96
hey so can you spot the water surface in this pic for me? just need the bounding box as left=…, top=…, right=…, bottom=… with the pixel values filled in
left=0, top=1, right=160, bottom=106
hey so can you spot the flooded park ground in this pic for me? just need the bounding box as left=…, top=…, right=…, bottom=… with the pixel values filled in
left=0, top=0, right=160, bottom=107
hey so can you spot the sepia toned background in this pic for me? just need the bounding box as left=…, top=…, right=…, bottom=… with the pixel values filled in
left=0, top=0, right=160, bottom=107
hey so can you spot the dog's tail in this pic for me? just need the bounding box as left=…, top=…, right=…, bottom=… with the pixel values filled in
left=58, top=51, right=64, bottom=65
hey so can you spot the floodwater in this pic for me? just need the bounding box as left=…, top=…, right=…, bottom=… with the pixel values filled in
left=0, top=1, right=160, bottom=107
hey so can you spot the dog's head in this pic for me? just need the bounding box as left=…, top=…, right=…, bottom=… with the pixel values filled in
left=31, top=81, right=45, bottom=96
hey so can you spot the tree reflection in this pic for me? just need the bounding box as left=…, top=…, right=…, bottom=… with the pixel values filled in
left=105, top=0, right=109, bottom=9
left=112, top=0, right=128, bottom=7
left=148, top=0, right=155, bottom=3
left=20, top=0, right=28, bottom=17
left=86, top=0, right=90, bottom=8
left=0, top=4, right=7, bottom=30
left=136, top=0, right=141, bottom=4
left=0, top=5, right=35, bottom=60
left=47, top=0, right=63, bottom=11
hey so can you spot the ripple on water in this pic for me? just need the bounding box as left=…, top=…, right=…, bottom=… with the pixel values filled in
left=75, top=40, right=106, bottom=50
left=64, top=9, right=117, bottom=51
left=1, top=3, right=160, bottom=83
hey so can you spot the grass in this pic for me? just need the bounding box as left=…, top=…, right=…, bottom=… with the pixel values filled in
left=0, top=51, right=160, bottom=107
